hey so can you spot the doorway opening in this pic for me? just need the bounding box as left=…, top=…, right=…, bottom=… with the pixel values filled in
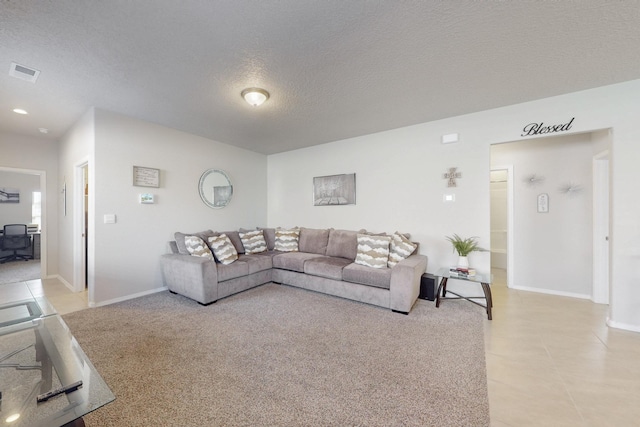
left=490, top=131, right=611, bottom=301
left=73, top=160, right=90, bottom=298
left=0, top=167, right=46, bottom=284
left=490, top=166, right=514, bottom=288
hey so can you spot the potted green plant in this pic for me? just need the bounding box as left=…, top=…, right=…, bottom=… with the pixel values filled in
left=445, top=234, right=483, bottom=268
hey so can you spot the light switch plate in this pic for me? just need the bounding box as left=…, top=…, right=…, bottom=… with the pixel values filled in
left=443, top=194, right=455, bottom=202
left=104, top=214, right=116, bottom=224
left=441, top=133, right=459, bottom=144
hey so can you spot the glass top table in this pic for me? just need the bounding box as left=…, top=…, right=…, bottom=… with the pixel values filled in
left=0, top=293, right=115, bottom=427
left=434, top=267, right=493, bottom=320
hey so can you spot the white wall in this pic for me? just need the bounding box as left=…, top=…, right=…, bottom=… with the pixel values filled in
left=268, top=79, right=640, bottom=332
left=268, top=124, right=491, bottom=272
left=87, top=109, right=268, bottom=304
left=0, top=132, right=59, bottom=276
left=491, top=134, right=594, bottom=298
left=0, top=170, right=39, bottom=225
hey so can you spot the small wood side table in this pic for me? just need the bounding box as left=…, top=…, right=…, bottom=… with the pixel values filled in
left=435, top=267, right=493, bottom=320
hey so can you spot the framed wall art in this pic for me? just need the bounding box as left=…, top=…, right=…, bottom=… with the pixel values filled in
left=313, top=173, right=356, bottom=206
left=133, top=166, right=160, bottom=188
left=0, top=187, right=20, bottom=203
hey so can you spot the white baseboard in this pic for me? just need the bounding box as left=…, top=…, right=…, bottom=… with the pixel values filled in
left=89, top=286, right=168, bottom=308
left=510, top=285, right=591, bottom=300
left=53, top=274, right=75, bottom=292
left=606, top=317, right=640, bottom=333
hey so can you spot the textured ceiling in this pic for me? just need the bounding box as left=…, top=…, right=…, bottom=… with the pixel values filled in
left=1, top=1, right=639, bottom=154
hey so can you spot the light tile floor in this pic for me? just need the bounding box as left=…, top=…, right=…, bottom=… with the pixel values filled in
left=5, top=274, right=640, bottom=426
left=486, top=268, right=640, bottom=427
left=0, top=277, right=89, bottom=315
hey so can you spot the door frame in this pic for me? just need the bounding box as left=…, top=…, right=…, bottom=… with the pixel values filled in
left=73, top=158, right=89, bottom=295
left=592, top=150, right=610, bottom=304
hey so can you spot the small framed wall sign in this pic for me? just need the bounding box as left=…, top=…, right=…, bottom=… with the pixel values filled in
left=139, top=193, right=154, bottom=204
left=133, top=166, right=160, bottom=188
left=537, top=193, right=549, bottom=213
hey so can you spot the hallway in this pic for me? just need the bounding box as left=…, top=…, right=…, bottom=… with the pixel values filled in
left=486, top=269, right=640, bottom=426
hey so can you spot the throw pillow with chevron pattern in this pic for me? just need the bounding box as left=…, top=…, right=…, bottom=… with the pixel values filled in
left=207, top=234, right=239, bottom=265
left=239, top=229, right=268, bottom=254
left=387, top=232, right=418, bottom=267
left=355, top=233, right=391, bottom=269
left=274, top=228, right=300, bottom=252
left=184, top=235, right=214, bottom=260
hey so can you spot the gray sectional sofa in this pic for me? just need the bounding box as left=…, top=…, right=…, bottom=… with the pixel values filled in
left=160, top=227, right=427, bottom=314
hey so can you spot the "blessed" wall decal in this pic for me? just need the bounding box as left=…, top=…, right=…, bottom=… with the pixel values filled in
left=521, top=117, right=574, bottom=137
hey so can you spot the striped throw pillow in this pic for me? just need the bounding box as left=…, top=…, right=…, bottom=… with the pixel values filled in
left=355, top=233, right=391, bottom=269
left=207, top=234, right=239, bottom=265
left=387, top=232, right=418, bottom=268
left=239, top=229, right=267, bottom=254
left=274, top=228, right=300, bottom=252
left=184, top=235, right=214, bottom=260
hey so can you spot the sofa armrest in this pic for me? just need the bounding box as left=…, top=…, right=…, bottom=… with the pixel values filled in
left=160, top=254, right=219, bottom=304
left=389, top=254, right=428, bottom=313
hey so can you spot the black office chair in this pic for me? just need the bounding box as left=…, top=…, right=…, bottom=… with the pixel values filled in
left=1, top=224, right=32, bottom=263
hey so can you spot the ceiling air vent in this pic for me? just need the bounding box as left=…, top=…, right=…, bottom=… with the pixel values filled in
left=9, top=62, right=40, bottom=83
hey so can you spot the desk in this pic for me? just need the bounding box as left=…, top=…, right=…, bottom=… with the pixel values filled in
left=0, top=292, right=114, bottom=426
left=30, top=232, right=41, bottom=260
left=435, top=267, right=493, bottom=320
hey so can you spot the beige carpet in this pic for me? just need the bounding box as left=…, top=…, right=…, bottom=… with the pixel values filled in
left=0, top=259, right=40, bottom=285
left=63, top=283, right=489, bottom=426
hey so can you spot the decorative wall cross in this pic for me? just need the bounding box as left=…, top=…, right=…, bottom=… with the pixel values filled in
left=443, top=167, right=462, bottom=187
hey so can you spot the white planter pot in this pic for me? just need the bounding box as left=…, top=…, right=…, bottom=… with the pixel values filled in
left=457, top=255, right=469, bottom=269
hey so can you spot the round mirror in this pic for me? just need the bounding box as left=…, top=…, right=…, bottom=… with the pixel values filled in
left=198, top=169, right=233, bottom=209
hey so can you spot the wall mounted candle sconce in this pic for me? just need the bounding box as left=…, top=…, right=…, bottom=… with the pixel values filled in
left=559, top=183, right=582, bottom=196
left=524, top=173, right=545, bottom=186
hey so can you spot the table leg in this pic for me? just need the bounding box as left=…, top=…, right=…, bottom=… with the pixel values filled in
left=481, top=282, right=492, bottom=320
left=435, top=277, right=447, bottom=308
left=35, top=330, right=53, bottom=392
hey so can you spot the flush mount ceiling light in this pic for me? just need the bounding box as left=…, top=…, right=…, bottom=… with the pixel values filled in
left=241, top=87, right=269, bottom=107
left=12, top=108, right=28, bottom=115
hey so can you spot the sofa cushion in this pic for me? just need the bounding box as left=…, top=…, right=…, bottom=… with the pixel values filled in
left=219, top=230, right=245, bottom=254
left=304, top=257, right=352, bottom=280
left=343, top=263, right=392, bottom=289
left=325, top=229, right=358, bottom=260
left=354, top=233, right=391, bottom=269
left=184, top=235, right=214, bottom=260
left=207, top=234, right=239, bottom=265
left=217, top=260, right=250, bottom=282
left=239, top=230, right=268, bottom=254
left=174, top=230, right=215, bottom=255
left=258, top=228, right=276, bottom=251
left=273, top=252, right=325, bottom=273
left=238, top=253, right=273, bottom=274
left=388, top=232, right=418, bottom=268
left=298, top=227, right=330, bottom=255
left=274, top=228, right=300, bottom=252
